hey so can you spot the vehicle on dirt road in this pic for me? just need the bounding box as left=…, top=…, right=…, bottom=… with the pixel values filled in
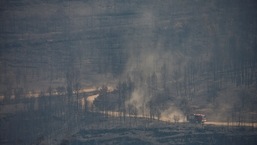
left=187, top=114, right=206, bottom=124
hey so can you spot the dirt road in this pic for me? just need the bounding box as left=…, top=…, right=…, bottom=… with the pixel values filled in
left=205, top=121, right=257, bottom=127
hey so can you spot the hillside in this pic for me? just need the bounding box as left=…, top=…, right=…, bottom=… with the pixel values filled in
left=1, top=1, right=257, bottom=144
left=1, top=0, right=257, bottom=128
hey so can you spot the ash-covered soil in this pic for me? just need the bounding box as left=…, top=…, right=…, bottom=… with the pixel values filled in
left=1, top=111, right=257, bottom=145
left=61, top=119, right=257, bottom=145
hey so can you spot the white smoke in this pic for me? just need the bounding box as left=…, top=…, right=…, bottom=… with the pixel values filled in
left=160, top=106, right=185, bottom=122
left=125, top=88, right=151, bottom=115
left=120, top=5, right=188, bottom=118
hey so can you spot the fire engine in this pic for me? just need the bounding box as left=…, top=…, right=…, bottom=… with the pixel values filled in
left=187, top=114, right=206, bottom=124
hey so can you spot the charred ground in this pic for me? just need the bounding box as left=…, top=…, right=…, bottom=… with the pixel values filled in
left=1, top=109, right=257, bottom=145
left=1, top=0, right=257, bottom=145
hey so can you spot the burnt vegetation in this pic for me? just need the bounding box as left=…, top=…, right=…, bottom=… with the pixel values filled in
left=1, top=0, right=257, bottom=145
